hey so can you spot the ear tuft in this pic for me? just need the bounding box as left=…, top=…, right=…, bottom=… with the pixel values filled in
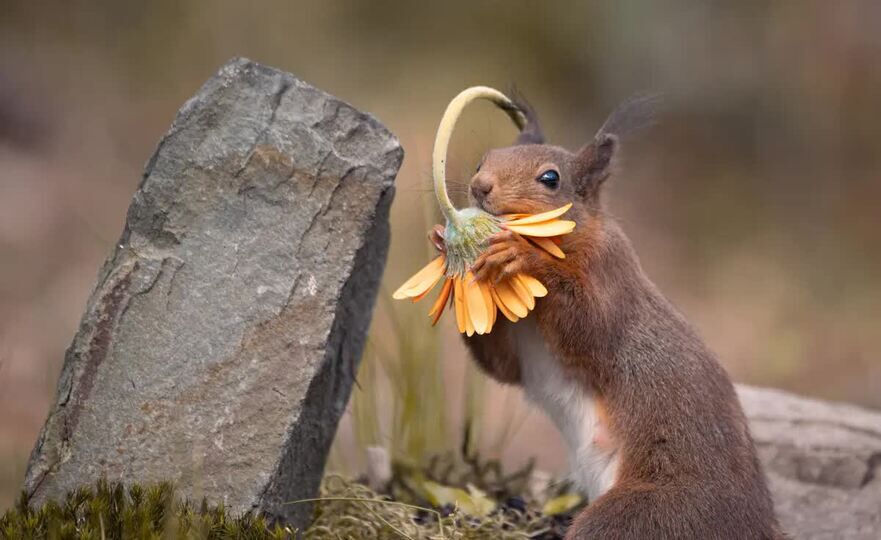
left=508, top=88, right=545, bottom=145
left=597, top=93, right=663, bottom=139
left=573, top=93, right=661, bottom=199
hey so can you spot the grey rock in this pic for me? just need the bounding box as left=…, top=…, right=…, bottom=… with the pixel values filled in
left=24, top=57, right=402, bottom=530
left=739, top=385, right=881, bottom=539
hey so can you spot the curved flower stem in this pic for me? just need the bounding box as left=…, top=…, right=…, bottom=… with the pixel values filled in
left=432, top=86, right=527, bottom=224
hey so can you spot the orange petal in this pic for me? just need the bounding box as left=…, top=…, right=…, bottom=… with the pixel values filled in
left=411, top=283, right=435, bottom=302
left=494, top=280, right=528, bottom=318
left=464, top=271, right=489, bottom=335
left=499, top=213, right=529, bottom=221
left=505, top=203, right=573, bottom=226
left=453, top=277, right=466, bottom=333
left=506, top=220, right=576, bottom=238
left=508, top=275, right=535, bottom=310
left=448, top=283, right=456, bottom=310
left=393, top=255, right=446, bottom=299
left=528, top=236, right=565, bottom=259
left=517, top=274, right=548, bottom=298
left=478, top=280, right=497, bottom=331
left=463, top=285, right=475, bottom=336
left=429, top=279, right=453, bottom=325
left=489, top=290, right=497, bottom=327
left=491, top=286, right=519, bottom=322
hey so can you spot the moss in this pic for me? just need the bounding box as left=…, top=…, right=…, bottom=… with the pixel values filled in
left=0, top=479, right=293, bottom=539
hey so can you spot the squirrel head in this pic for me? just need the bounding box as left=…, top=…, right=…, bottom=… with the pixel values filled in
left=468, top=95, right=658, bottom=220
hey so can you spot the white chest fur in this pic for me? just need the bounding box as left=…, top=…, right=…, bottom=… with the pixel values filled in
left=514, top=319, right=619, bottom=501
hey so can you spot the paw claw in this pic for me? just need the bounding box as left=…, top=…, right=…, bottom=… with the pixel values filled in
left=429, top=225, right=447, bottom=253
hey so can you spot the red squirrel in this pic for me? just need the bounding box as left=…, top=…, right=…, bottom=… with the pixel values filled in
left=429, top=97, right=783, bottom=539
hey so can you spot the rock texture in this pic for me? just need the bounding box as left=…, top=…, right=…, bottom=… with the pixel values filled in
left=739, top=386, right=881, bottom=539
left=24, top=57, right=402, bottom=529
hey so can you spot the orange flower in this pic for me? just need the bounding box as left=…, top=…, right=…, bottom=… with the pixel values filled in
left=393, top=204, right=574, bottom=335
left=394, top=85, right=576, bottom=335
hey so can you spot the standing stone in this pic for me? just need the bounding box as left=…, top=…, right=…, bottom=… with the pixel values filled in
left=24, top=57, right=403, bottom=529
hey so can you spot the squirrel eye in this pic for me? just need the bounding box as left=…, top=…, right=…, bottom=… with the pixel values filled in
left=537, top=169, right=560, bottom=189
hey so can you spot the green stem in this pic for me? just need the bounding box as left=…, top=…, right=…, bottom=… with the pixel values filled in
left=432, top=86, right=527, bottom=224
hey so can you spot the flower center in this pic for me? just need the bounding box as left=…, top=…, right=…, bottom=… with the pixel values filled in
left=444, top=207, right=502, bottom=277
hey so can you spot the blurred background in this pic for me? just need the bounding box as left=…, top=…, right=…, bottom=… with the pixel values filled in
left=1, top=0, right=879, bottom=510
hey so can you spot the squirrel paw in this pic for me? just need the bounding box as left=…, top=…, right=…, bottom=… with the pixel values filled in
left=472, top=229, right=542, bottom=283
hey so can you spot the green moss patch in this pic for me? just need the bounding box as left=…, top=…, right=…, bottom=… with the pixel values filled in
left=0, top=479, right=293, bottom=539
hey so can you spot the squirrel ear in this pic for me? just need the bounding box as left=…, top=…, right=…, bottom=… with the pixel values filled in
left=574, top=133, right=618, bottom=198
left=573, top=94, right=660, bottom=198
left=510, top=92, right=545, bottom=145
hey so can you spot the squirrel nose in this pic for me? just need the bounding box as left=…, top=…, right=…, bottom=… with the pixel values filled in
left=470, top=176, right=494, bottom=201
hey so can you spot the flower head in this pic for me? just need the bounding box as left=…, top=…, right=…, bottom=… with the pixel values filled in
left=393, top=204, right=575, bottom=335
left=393, top=86, right=575, bottom=335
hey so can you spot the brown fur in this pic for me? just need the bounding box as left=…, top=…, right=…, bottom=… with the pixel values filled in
left=444, top=99, right=783, bottom=539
